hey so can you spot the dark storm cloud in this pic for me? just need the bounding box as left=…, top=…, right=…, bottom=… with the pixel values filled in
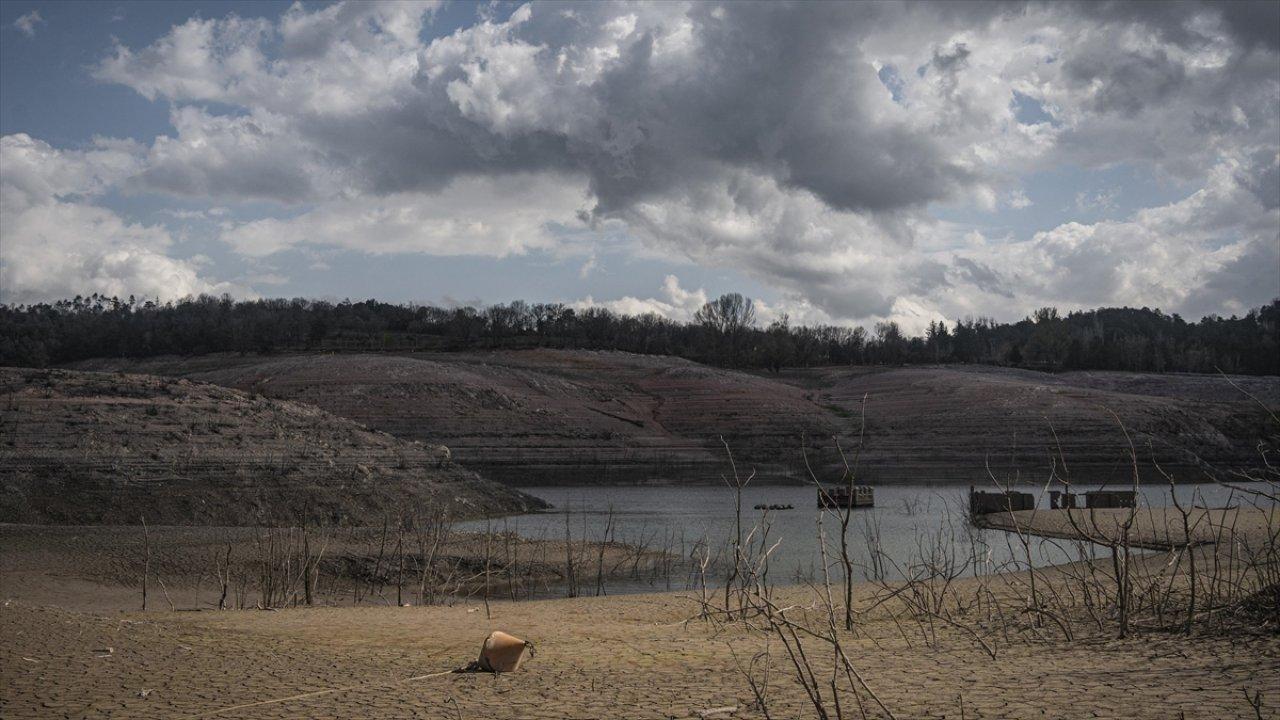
left=1066, top=48, right=1188, bottom=117
left=1217, top=1, right=1280, bottom=51
left=953, top=257, right=1013, bottom=298
left=1044, top=0, right=1278, bottom=178
left=340, top=2, right=979, bottom=216
left=904, top=259, right=952, bottom=295
left=1070, top=0, right=1280, bottom=52
left=1181, top=237, right=1280, bottom=318
left=100, top=0, right=1275, bottom=216
left=300, top=101, right=577, bottom=197
left=62, top=0, right=1280, bottom=325
left=224, top=0, right=1268, bottom=221
left=1057, top=1, right=1278, bottom=120
left=1237, top=149, right=1280, bottom=210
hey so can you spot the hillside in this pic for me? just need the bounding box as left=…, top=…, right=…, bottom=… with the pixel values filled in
left=73, top=351, right=837, bottom=484
left=794, top=365, right=1278, bottom=484
left=71, top=351, right=1279, bottom=486
left=0, top=368, right=546, bottom=525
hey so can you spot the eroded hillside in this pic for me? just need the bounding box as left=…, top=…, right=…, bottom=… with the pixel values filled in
left=795, top=365, right=1278, bottom=484
left=72, top=351, right=1278, bottom=486
left=0, top=368, right=545, bottom=525
left=78, top=351, right=837, bottom=484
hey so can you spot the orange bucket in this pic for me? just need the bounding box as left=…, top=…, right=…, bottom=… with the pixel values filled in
left=476, top=631, right=533, bottom=673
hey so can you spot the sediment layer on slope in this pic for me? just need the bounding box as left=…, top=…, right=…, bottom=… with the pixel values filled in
left=71, top=351, right=1278, bottom=485
left=796, top=365, right=1277, bottom=483
left=0, top=367, right=546, bottom=525
left=73, top=351, right=837, bottom=484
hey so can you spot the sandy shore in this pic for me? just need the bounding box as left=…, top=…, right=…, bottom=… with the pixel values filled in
left=2, top=513, right=1278, bottom=719
left=977, top=506, right=1280, bottom=549
left=3, top=585, right=1277, bottom=719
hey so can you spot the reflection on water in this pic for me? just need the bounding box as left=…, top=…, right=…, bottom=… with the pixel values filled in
left=462, top=481, right=1275, bottom=596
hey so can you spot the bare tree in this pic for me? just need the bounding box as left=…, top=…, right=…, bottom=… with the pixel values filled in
left=695, top=293, right=756, bottom=336
left=140, top=515, right=151, bottom=611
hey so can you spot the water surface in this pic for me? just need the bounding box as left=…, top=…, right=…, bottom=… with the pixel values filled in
left=462, top=481, right=1274, bottom=596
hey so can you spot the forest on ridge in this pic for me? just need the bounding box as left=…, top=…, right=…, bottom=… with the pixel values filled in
left=2, top=294, right=1277, bottom=376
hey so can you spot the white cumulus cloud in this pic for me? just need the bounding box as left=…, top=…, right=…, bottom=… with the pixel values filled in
left=0, top=135, right=242, bottom=304
left=13, top=10, right=43, bottom=38
left=5, top=1, right=1276, bottom=322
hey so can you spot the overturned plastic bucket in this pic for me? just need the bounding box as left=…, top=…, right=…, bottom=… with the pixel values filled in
left=476, top=631, right=534, bottom=673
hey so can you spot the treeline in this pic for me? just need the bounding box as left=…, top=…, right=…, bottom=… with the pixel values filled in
left=1, top=293, right=1277, bottom=375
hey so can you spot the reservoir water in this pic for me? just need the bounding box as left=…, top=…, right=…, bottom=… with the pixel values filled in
left=461, top=481, right=1276, bottom=596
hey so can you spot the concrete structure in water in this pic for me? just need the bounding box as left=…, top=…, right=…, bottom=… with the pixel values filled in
left=968, top=488, right=1036, bottom=516
left=1049, top=490, right=1078, bottom=509
left=971, top=487, right=1139, bottom=517
left=818, top=485, right=874, bottom=509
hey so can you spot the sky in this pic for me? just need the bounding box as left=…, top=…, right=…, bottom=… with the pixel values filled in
left=1, top=0, right=1277, bottom=333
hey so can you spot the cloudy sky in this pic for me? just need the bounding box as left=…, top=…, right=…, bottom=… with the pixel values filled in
left=1, top=0, right=1277, bottom=332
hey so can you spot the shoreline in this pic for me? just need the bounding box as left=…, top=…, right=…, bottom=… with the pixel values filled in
left=4, top=550, right=1277, bottom=719
left=3, top=505, right=1278, bottom=718
left=974, top=505, right=1280, bottom=551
